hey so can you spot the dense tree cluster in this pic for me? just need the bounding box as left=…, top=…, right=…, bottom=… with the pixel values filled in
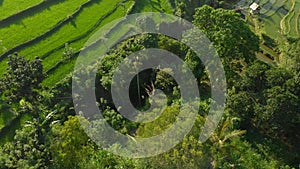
left=0, top=53, right=43, bottom=104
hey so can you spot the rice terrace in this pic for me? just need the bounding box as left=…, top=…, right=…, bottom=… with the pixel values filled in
left=237, top=0, right=300, bottom=39
left=0, top=0, right=299, bottom=168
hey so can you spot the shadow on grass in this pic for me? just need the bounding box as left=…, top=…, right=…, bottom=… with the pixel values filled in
left=131, top=0, right=164, bottom=13
left=0, top=0, right=61, bottom=28
left=0, top=113, right=32, bottom=145
left=71, top=19, right=77, bottom=28
left=0, top=110, right=14, bottom=129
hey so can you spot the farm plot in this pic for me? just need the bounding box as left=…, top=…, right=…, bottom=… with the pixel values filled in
left=42, top=0, right=135, bottom=86
left=237, top=0, right=300, bottom=39
left=0, top=0, right=42, bottom=20
left=131, top=0, right=173, bottom=13
left=280, top=0, right=300, bottom=37
left=0, top=0, right=88, bottom=56
left=0, top=0, right=89, bottom=77
left=18, top=0, right=130, bottom=71
left=42, top=0, right=173, bottom=87
left=260, top=0, right=300, bottom=38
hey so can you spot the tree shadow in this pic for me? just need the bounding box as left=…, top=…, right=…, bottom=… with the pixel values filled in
left=259, top=13, right=269, bottom=18
left=0, top=0, right=3, bottom=6
left=71, top=19, right=77, bottom=28
left=260, top=2, right=287, bottom=17
left=149, top=0, right=163, bottom=12
left=261, top=13, right=276, bottom=24
left=0, top=0, right=61, bottom=28
left=168, top=0, right=175, bottom=8
left=278, top=7, right=288, bottom=15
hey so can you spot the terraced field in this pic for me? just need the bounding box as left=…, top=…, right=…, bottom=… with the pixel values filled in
left=0, top=0, right=88, bottom=55
left=0, top=0, right=174, bottom=144
left=0, top=0, right=42, bottom=20
left=40, top=0, right=173, bottom=87
left=131, top=0, right=173, bottom=13
left=280, top=0, right=300, bottom=37
left=237, top=0, right=300, bottom=39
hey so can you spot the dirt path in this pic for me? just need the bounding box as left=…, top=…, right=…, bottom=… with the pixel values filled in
left=256, top=52, right=275, bottom=64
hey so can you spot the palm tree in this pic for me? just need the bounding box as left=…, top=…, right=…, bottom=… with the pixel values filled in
left=210, top=116, right=246, bottom=147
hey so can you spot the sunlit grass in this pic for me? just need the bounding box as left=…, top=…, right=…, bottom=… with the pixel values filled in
left=0, top=0, right=42, bottom=20
left=0, top=113, right=32, bottom=145
left=21, top=0, right=127, bottom=69
left=42, top=1, right=134, bottom=86
left=0, top=0, right=88, bottom=52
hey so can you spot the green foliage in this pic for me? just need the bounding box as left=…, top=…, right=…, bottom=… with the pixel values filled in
left=138, top=135, right=210, bottom=169
left=0, top=0, right=42, bottom=20
left=280, top=37, right=300, bottom=76
left=98, top=35, right=146, bottom=90
left=131, top=0, right=173, bottom=13
left=0, top=53, right=43, bottom=104
left=135, top=101, right=209, bottom=169
left=84, top=150, right=136, bottom=169
left=0, top=99, right=14, bottom=129
left=174, top=2, right=187, bottom=19
left=155, top=68, right=177, bottom=94
left=136, top=103, right=180, bottom=137
left=209, top=116, right=246, bottom=146
left=173, top=0, right=206, bottom=21
left=135, top=102, right=281, bottom=169
left=62, top=43, right=75, bottom=61
left=238, top=61, right=270, bottom=92
left=227, top=60, right=300, bottom=165
left=193, top=5, right=260, bottom=83
left=0, top=0, right=87, bottom=52
left=0, top=40, right=7, bottom=55
left=49, top=116, right=93, bottom=169
left=0, top=125, right=49, bottom=169
left=210, top=137, right=278, bottom=169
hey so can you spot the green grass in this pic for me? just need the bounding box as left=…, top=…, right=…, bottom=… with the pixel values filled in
left=284, top=0, right=295, bottom=9
left=17, top=0, right=125, bottom=71
left=132, top=0, right=173, bottom=13
left=261, top=0, right=286, bottom=17
left=132, top=0, right=154, bottom=12
left=0, top=101, right=14, bottom=130
left=159, top=0, right=174, bottom=13
left=264, top=10, right=286, bottom=38
left=262, top=0, right=300, bottom=38
left=42, top=1, right=135, bottom=86
left=0, top=113, right=33, bottom=145
left=286, top=11, right=295, bottom=34
left=260, top=0, right=288, bottom=39
left=0, top=0, right=42, bottom=20
left=0, top=110, right=14, bottom=130
left=43, top=0, right=174, bottom=87
left=0, top=0, right=88, bottom=53
left=280, top=0, right=300, bottom=37
left=288, top=1, right=300, bottom=36
left=240, top=0, right=300, bottom=39
left=42, top=56, right=77, bottom=86
left=0, top=58, right=8, bottom=77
